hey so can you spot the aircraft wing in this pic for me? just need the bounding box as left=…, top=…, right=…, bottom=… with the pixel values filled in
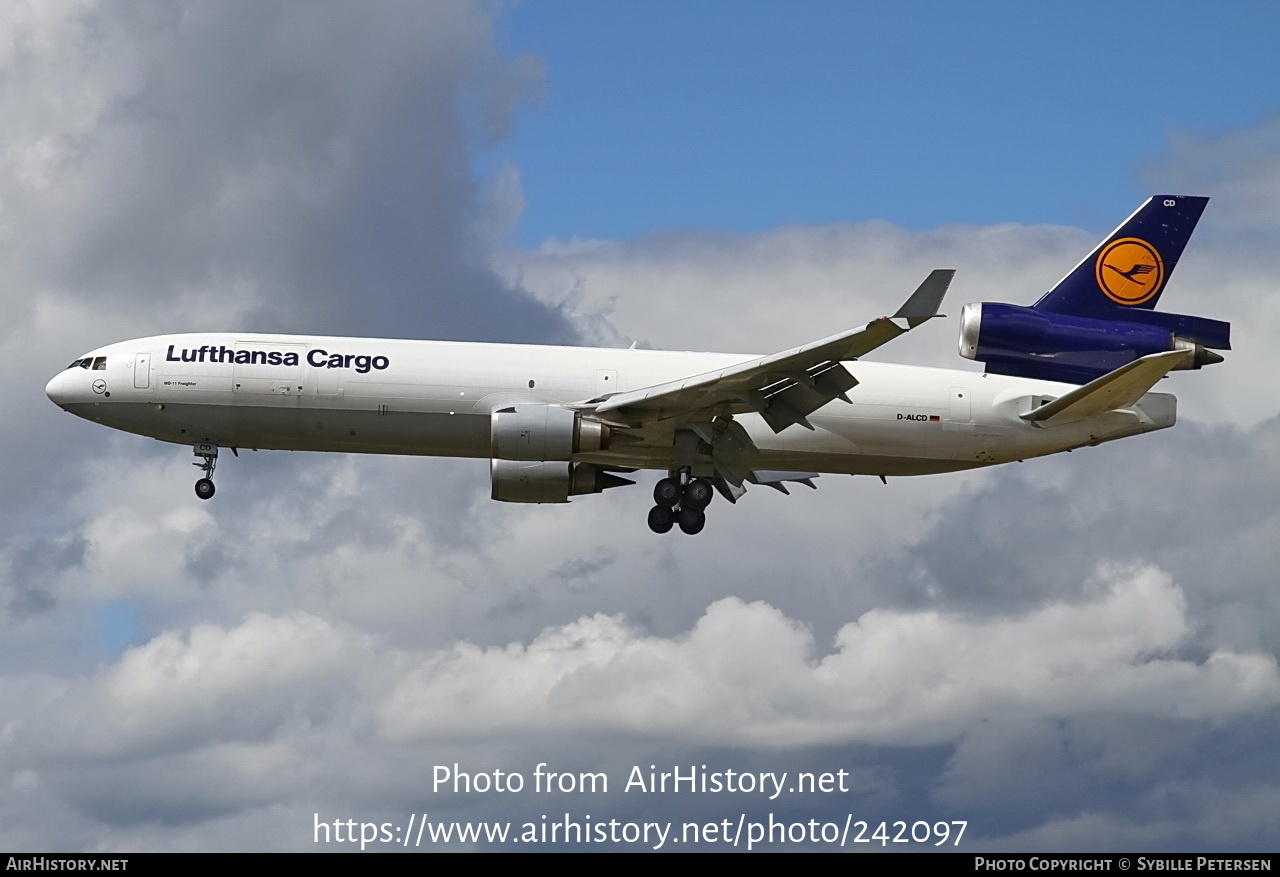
left=583, top=270, right=954, bottom=433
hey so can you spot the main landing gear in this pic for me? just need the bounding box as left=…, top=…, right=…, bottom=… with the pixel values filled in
left=648, top=472, right=713, bottom=535
left=193, top=442, right=218, bottom=500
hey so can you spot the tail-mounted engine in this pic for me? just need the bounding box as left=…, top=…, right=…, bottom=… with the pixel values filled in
left=958, top=302, right=1227, bottom=384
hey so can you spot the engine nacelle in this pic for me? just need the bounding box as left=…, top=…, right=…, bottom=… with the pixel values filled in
left=490, top=460, right=632, bottom=503
left=490, top=405, right=611, bottom=461
left=959, top=302, right=1224, bottom=384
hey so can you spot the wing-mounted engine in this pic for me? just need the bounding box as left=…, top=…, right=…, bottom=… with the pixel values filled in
left=490, top=404, right=612, bottom=460
left=959, top=302, right=1227, bottom=384
left=490, top=460, right=633, bottom=503
left=489, top=404, right=631, bottom=502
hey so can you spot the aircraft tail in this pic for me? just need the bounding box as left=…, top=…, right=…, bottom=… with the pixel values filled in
left=958, top=195, right=1230, bottom=384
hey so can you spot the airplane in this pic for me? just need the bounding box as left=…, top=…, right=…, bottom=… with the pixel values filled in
left=46, top=195, right=1229, bottom=535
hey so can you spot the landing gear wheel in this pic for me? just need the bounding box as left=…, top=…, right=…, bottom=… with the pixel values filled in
left=677, top=506, right=706, bottom=535
left=653, top=477, right=682, bottom=508
left=647, top=505, right=674, bottom=534
left=192, top=443, right=219, bottom=501
left=683, top=478, right=714, bottom=509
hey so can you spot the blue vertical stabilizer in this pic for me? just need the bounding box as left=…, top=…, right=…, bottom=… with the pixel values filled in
left=1035, top=195, right=1208, bottom=317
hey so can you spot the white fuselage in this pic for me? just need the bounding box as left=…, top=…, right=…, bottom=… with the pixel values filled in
left=45, top=333, right=1176, bottom=480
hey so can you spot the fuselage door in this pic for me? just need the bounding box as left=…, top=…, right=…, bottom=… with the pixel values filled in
left=308, top=346, right=345, bottom=402
left=133, top=353, right=151, bottom=389
left=950, top=386, right=972, bottom=424
left=944, top=385, right=977, bottom=457
left=232, top=342, right=305, bottom=405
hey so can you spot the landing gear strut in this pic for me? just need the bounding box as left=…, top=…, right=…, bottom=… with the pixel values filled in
left=193, top=442, right=218, bottom=500
left=647, top=471, right=713, bottom=535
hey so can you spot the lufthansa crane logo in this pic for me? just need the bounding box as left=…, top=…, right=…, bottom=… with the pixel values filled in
left=1096, top=237, right=1165, bottom=305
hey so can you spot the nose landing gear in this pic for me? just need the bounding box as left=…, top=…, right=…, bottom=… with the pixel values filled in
left=648, top=472, right=713, bottom=535
left=193, top=442, right=218, bottom=500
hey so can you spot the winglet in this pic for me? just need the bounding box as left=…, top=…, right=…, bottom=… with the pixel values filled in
left=1020, top=349, right=1191, bottom=424
left=892, top=269, right=955, bottom=328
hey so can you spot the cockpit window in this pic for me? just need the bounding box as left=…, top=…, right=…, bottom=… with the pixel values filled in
left=66, top=359, right=83, bottom=370
left=91, top=357, right=107, bottom=370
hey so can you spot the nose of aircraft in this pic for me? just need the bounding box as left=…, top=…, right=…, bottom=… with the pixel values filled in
left=45, top=370, right=76, bottom=408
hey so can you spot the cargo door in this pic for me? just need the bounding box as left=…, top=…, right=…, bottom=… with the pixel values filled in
left=232, top=342, right=305, bottom=404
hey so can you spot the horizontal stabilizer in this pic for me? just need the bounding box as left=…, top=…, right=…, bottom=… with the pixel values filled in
left=1020, top=349, right=1190, bottom=424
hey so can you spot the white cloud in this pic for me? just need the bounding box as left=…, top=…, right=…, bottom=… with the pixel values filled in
left=1146, top=114, right=1280, bottom=234
left=379, top=565, right=1280, bottom=747
left=29, top=612, right=371, bottom=761
left=4, top=563, right=1272, bottom=849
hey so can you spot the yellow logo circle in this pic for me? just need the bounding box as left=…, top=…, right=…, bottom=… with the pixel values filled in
left=1095, top=237, right=1164, bottom=305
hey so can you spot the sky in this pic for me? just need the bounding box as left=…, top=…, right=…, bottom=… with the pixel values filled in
left=3, top=0, right=1280, bottom=853
left=492, top=1, right=1280, bottom=241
